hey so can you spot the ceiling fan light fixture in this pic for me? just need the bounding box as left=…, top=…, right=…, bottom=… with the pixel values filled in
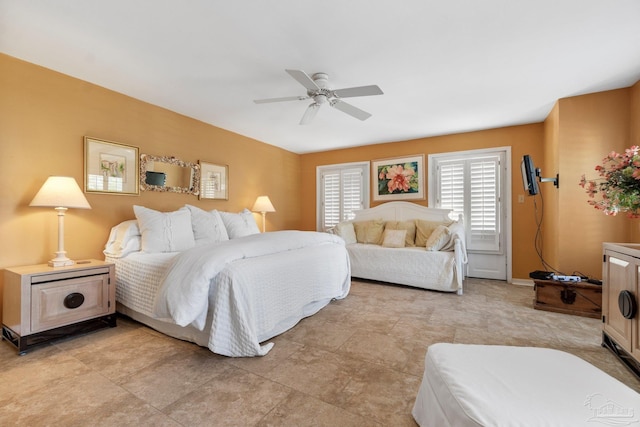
left=253, top=69, right=383, bottom=124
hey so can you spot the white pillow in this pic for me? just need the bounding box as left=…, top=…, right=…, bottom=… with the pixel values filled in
left=334, top=222, right=357, bottom=245
left=218, top=209, right=260, bottom=238
left=133, top=205, right=195, bottom=253
left=103, top=220, right=141, bottom=258
left=185, top=205, right=229, bottom=245
left=381, top=229, right=407, bottom=248
left=425, top=225, right=451, bottom=251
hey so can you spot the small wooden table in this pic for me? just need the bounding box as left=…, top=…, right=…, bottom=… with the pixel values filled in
left=533, top=279, right=602, bottom=318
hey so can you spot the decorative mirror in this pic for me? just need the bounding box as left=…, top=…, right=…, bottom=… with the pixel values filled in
left=140, top=154, right=200, bottom=195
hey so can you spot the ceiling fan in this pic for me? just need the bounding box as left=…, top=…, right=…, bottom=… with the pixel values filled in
left=254, top=69, right=383, bottom=125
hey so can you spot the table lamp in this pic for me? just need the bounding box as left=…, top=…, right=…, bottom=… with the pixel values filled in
left=252, top=196, right=276, bottom=232
left=30, top=176, right=91, bottom=267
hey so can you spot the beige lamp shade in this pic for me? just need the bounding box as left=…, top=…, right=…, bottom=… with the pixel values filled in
left=252, top=196, right=275, bottom=232
left=30, top=176, right=91, bottom=209
left=252, top=196, right=276, bottom=213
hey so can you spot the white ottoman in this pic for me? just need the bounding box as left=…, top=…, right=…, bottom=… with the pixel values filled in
left=412, top=343, right=640, bottom=427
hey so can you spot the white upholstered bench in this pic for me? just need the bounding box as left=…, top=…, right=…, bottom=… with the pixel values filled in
left=412, top=343, right=640, bottom=426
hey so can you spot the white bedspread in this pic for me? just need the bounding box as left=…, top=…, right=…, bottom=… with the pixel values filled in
left=151, top=230, right=350, bottom=356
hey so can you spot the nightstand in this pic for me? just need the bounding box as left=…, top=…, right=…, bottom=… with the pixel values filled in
left=2, top=259, right=116, bottom=354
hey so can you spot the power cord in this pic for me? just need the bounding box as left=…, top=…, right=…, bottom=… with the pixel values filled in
left=532, top=189, right=564, bottom=275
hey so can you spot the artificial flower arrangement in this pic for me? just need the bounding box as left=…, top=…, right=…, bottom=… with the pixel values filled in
left=579, top=145, right=640, bottom=218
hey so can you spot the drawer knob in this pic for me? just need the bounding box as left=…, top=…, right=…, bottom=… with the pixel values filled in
left=64, top=292, right=85, bottom=309
left=618, top=291, right=637, bottom=320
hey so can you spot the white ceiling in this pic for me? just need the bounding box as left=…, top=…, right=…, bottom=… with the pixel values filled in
left=2, top=1, right=640, bottom=154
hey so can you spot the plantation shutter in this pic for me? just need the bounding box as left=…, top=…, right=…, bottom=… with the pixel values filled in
left=320, top=166, right=366, bottom=230
left=435, top=154, right=501, bottom=253
left=468, top=158, right=500, bottom=252
left=322, top=173, right=341, bottom=229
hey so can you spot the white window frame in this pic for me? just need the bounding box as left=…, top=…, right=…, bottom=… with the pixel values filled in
left=316, top=162, right=370, bottom=231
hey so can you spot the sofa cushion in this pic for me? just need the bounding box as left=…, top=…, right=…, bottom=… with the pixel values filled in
left=384, top=220, right=416, bottom=246
left=354, top=219, right=385, bottom=244
left=415, top=219, right=453, bottom=247
left=425, top=225, right=451, bottom=251
left=334, top=221, right=357, bottom=244
left=382, top=229, right=407, bottom=248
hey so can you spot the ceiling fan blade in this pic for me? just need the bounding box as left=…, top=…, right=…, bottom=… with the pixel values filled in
left=300, top=103, right=320, bottom=125
left=330, top=100, right=372, bottom=121
left=286, top=69, right=320, bottom=91
left=254, top=95, right=308, bottom=104
left=333, top=85, right=384, bottom=98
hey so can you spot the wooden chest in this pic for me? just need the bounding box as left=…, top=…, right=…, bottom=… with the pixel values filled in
left=533, top=279, right=602, bottom=318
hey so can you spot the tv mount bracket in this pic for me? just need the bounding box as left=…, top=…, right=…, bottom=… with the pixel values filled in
left=536, top=168, right=559, bottom=188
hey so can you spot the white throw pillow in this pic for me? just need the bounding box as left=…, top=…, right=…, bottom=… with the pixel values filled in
left=425, top=225, right=451, bottom=251
left=381, top=229, right=407, bottom=248
left=103, top=219, right=141, bottom=258
left=218, top=209, right=260, bottom=238
left=334, top=222, right=357, bottom=244
left=185, top=204, right=229, bottom=245
left=133, top=205, right=195, bottom=253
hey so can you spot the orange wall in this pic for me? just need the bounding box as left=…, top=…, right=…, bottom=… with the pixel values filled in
left=542, top=103, right=560, bottom=270
left=552, top=89, right=631, bottom=279
left=0, top=54, right=301, bottom=320
left=300, top=124, right=544, bottom=280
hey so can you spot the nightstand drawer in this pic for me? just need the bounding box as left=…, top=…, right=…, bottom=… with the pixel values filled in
left=31, top=274, right=110, bottom=333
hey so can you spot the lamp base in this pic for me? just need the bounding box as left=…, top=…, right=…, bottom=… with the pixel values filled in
left=48, top=252, right=75, bottom=267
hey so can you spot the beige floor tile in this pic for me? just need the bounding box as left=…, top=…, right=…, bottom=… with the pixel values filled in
left=121, top=348, right=233, bottom=410
left=164, top=366, right=291, bottom=426
left=257, top=390, right=379, bottom=427
left=333, top=363, right=421, bottom=426
left=265, top=347, right=369, bottom=403
left=280, top=318, right=356, bottom=351
left=337, top=330, right=417, bottom=372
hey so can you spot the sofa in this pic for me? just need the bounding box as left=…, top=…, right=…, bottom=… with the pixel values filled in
left=331, top=202, right=467, bottom=294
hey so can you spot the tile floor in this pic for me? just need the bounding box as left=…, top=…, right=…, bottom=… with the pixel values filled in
left=1, top=278, right=639, bottom=426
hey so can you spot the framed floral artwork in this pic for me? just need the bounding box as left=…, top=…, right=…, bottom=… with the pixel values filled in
left=84, top=136, right=139, bottom=195
left=372, top=154, right=425, bottom=201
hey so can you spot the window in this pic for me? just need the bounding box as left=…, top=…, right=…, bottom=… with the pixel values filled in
left=317, top=162, right=369, bottom=231
left=431, top=152, right=503, bottom=253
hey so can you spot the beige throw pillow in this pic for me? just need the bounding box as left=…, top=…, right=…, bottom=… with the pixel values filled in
left=384, top=220, right=416, bottom=246
left=415, top=219, right=453, bottom=247
left=335, top=222, right=357, bottom=244
left=381, top=229, right=407, bottom=248
left=425, top=225, right=451, bottom=251
left=353, top=219, right=385, bottom=244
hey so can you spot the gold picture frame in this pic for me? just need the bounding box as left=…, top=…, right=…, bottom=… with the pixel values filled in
left=199, top=161, right=229, bottom=200
left=372, top=154, right=425, bottom=201
left=84, top=137, right=139, bottom=195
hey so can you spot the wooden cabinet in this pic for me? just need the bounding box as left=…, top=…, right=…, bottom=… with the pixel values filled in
left=602, top=243, right=640, bottom=377
left=2, top=260, right=116, bottom=354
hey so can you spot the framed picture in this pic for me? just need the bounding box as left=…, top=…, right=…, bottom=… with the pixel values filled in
left=84, top=137, right=139, bottom=195
left=372, top=154, right=425, bottom=201
left=199, top=161, right=228, bottom=200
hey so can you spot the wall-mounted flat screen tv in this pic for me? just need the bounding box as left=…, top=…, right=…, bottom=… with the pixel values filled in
left=521, top=155, right=539, bottom=196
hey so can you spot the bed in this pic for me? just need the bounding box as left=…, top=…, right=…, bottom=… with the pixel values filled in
left=104, top=205, right=351, bottom=357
